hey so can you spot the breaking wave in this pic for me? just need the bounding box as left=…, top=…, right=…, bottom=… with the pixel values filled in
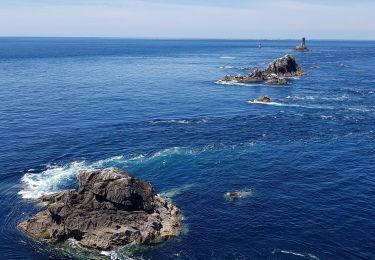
left=248, top=100, right=334, bottom=110
left=18, top=146, right=215, bottom=200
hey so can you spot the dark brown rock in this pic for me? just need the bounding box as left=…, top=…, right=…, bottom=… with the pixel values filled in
left=264, top=55, right=305, bottom=77
left=218, top=55, right=304, bottom=85
left=256, top=96, right=271, bottom=103
left=266, top=75, right=288, bottom=85
left=18, top=168, right=181, bottom=250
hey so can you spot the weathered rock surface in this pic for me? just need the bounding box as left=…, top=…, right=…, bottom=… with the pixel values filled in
left=256, top=96, right=271, bottom=103
left=218, top=55, right=304, bottom=85
left=18, top=168, right=181, bottom=251
left=264, top=55, right=305, bottom=77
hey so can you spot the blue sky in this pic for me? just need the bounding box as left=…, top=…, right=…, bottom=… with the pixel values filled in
left=0, top=0, right=374, bottom=39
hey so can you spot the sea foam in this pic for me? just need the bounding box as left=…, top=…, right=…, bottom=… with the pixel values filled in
left=18, top=147, right=208, bottom=199
left=272, top=249, right=319, bottom=259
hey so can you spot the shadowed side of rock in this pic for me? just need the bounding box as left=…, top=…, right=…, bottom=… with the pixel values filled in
left=18, top=168, right=181, bottom=250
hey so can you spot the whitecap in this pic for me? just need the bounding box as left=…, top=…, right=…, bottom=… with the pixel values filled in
left=19, top=161, right=90, bottom=199
left=272, top=249, right=319, bottom=259
left=224, top=189, right=252, bottom=201
left=320, top=115, right=334, bottom=120
left=150, top=119, right=191, bottom=125
left=150, top=118, right=209, bottom=125
left=18, top=147, right=209, bottom=199
left=286, top=95, right=316, bottom=100
left=219, top=56, right=236, bottom=59
left=321, top=94, right=349, bottom=101
left=248, top=100, right=333, bottom=110
left=215, top=80, right=262, bottom=87
left=248, top=100, right=289, bottom=106
left=219, top=65, right=234, bottom=69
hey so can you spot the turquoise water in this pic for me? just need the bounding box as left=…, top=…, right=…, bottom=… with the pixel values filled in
left=0, top=38, right=375, bottom=259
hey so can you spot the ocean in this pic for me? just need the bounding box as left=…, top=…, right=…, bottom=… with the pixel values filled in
left=0, top=38, right=374, bottom=259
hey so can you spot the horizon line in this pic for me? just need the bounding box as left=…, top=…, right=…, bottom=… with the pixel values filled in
left=0, top=36, right=374, bottom=41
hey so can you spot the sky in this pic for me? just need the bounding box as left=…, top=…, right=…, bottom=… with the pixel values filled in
left=0, top=0, right=374, bottom=39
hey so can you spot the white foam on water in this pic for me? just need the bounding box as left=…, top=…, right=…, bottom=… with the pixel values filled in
left=272, top=249, right=319, bottom=259
left=286, top=95, right=316, bottom=100
left=248, top=100, right=289, bottom=107
left=150, top=119, right=191, bottom=124
left=219, top=56, right=236, bottom=59
left=149, top=118, right=209, bottom=125
left=215, top=80, right=262, bottom=87
left=160, top=183, right=195, bottom=198
left=224, top=189, right=252, bottom=201
left=346, top=107, right=375, bottom=112
left=19, top=161, right=90, bottom=199
left=248, top=100, right=333, bottom=110
left=321, top=94, right=349, bottom=101
left=219, top=65, right=234, bottom=69
left=19, top=146, right=212, bottom=200
left=320, top=115, right=335, bottom=120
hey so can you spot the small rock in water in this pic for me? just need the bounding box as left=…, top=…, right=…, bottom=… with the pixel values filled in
left=224, top=190, right=251, bottom=201
left=18, top=168, right=181, bottom=251
left=256, top=96, right=271, bottom=103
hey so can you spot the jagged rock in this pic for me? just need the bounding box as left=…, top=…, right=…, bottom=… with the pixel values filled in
left=256, top=96, right=271, bottom=103
left=264, top=55, right=305, bottom=77
left=18, top=168, right=181, bottom=251
left=218, top=55, right=304, bottom=85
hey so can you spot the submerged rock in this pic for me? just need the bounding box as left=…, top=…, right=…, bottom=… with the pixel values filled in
left=224, top=190, right=251, bottom=201
left=218, top=55, right=304, bottom=85
left=256, top=96, right=271, bottom=103
left=18, top=168, right=181, bottom=251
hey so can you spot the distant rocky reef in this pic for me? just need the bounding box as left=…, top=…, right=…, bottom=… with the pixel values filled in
left=218, top=54, right=305, bottom=85
left=18, top=168, right=181, bottom=251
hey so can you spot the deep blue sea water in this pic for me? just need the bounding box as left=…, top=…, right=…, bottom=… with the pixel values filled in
left=0, top=38, right=375, bottom=259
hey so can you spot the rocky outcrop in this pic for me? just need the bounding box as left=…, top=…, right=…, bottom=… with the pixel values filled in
left=264, top=55, right=305, bottom=77
left=218, top=55, right=304, bottom=85
left=256, top=96, right=271, bottom=103
left=18, top=168, right=181, bottom=251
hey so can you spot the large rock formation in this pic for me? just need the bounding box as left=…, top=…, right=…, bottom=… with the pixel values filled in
left=18, top=168, right=181, bottom=251
left=218, top=54, right=304, bottom=85
left=264, top=55, right=305, bottom=77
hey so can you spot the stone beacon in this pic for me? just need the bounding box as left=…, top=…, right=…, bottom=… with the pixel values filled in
left=293, top=37, right=309, bottom=52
